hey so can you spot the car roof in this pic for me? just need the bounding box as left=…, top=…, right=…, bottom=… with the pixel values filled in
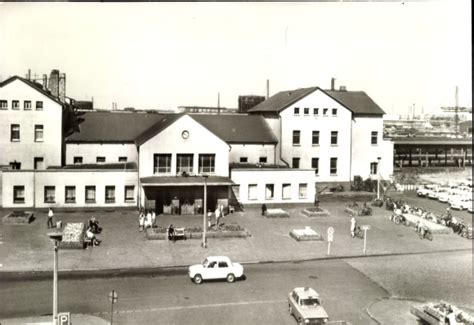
left=293, top=287, right=320, bottom=298
left=205, top=256, right=231, bottom=261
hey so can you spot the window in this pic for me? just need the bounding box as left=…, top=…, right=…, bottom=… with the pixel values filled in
left=105, top=186, right=115, bottom=203
left=293, top=130, right=300, bottom=145
left=218, top=261, right=228, bottom=268
left=299, top=184, right=307, bottom=199
left=85, top=186, right=96, bottom=203
left=304, top=107, right=309, bottom=115
left=259, top=156, right=267, bottom=163
left=65, top=186, right=76, bottom=203
left=12, top=100, right=19, bottom=110
left=371, top=131, right=378, bottom=145
left=248, top=184, right=258, bottom=200
left=125, top=186, right=135, bottom=202
left=0, top=100, right=7, bottom=109
left=36, top=101, right=43, bottom=110
left=11, top=124, right=20, bottom=142
left=370, top=162, right=378, bottom=175
left=199, top=154, right=215, bottom=173
left=13, top=186, right=25, bottom=203
left=331, top=131, right=338, bottom=145
left=294, top=107, right=300, bottom=115
left=311, top=157, right=319, bottom=175
left=312, top=131, right=320, bottom=145
left=323, top=108, right=328, bottom=116
left=332, top=108, right=337, bottom=116
left=34, top=125, right=44, bottom=142
left=177, top=154, right=193, bottom=173
left=313, top=108, right=319, bottom=116
left=265, top=184, right=274, bottom=200
left=240, top=157, right=248, bottom=163
left=73, top=157, right=83, bottom=164
left=96, top=157, right=106, bottom=163
left=282, top=184, right=291, bottom=200
left=330, top=158, right=338, bottom=175
left=154, top=154, right=172, bottom=173
left=34, top=157, right=44, bottom=170
left=118, top=156, right=127, bottom=162
left=44, top=186, right=55, bottom=203
left=292, top=157, right=300, bottom=168
left=24, top=101, right=31, bottom=110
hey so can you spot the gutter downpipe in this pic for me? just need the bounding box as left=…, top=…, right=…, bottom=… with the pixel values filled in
left=349, top=115, right=354, bottom=187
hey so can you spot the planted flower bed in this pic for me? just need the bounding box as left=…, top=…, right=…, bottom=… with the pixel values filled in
left=2, top=211, right=34, bottom=225
left=145, top=224, right=250, bottom=240
left=265, top=208, right=290, bottom=218
left=59, top=222, right=86, bottom=249
left=290, top=227, right=324, bottom=241
left=301, top=207, right=330, bottom=217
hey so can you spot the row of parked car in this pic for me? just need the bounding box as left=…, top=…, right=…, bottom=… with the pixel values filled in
left=416, top=178, right=473, bottom=213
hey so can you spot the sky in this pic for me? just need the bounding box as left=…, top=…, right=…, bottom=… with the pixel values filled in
left=0, top=1, right=471, bottom=116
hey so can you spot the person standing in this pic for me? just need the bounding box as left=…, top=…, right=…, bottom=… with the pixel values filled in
left=138, top=210, right=145, bottom=232
left=215, top=206, right=221, bottom=227
left=47, top=208, right=54, bottom=229
left=261, top=203, right=267, bottom=216
left=151, top=210, right=156, bottom=228
left=350, top=217, right=356, bottom=238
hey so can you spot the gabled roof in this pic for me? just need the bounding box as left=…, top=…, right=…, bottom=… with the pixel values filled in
left=323, top=90, right=385, bottom=116
left=248, top=87, right=318, bottom=113
left=66, top=111, right=166, bottom=143
left=135, top=113, right=185, bottom=146
left=191, top=114, right=278, bottom=144
left=248, top=86, right=385, bottom=116
left=0, top=75, right=63, bottom=106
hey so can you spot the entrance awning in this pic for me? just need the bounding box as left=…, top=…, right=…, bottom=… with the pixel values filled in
left=140, top=175, right=234, bottom=186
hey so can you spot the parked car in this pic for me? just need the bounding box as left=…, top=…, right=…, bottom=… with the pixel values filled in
left=188, top=256, right=244, bottom=284
left=288, top=287, right=329, bottom=324
left=450, top=196, right=472, bottom=210
left=467, top=205, right=473, bottom=213
left=427, top=187, right=447, bottom=200
left=416, top=184, right=436, bottom=197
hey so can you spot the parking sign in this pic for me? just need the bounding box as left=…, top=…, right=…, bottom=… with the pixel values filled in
left=58, top=312, right=70, bottom=325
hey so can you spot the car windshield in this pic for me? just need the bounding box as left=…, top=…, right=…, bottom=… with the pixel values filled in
left=301, top=298, right=320, bottom=306
left=202, top=259, right=210, bottom=267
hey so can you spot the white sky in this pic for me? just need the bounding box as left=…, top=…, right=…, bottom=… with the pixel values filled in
left=0, top=1, right=471, bottom=115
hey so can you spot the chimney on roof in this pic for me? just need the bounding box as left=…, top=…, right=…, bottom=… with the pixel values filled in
left=339, top=86, right=347, bottom=91
left=59, top=73, right=66, bottom=103
left=27, top=69, right=31, bottom=80
left=266, top=79, right=270, bottom=99
left=217, top=92, right=220, bottom=115
left=331, top=78, right=336, bottom=91
left=42, top=74, right=48, bottom=91
left=48, top=70, right=60, bottom=99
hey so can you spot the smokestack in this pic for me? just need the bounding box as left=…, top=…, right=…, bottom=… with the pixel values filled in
left=217, top=92, right=220, bottom=115
left=42, top=74, right=48, bottom=91
left=27, top=69, right=31, bottom=80
left=331, top=78, right=335, bottom=91
left=266, top=79, right=269, bottom=99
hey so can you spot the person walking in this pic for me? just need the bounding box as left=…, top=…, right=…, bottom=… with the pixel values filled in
left=350, top=217, right=356, bottom=238
left=47, top=208, right=54, bottom=229
left=138, top=210, right=145, bottom=232
left=261, top=203, right=267, bottom=216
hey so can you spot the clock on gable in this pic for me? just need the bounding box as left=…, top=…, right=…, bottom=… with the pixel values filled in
left=182, top=130, right=189, bottom=139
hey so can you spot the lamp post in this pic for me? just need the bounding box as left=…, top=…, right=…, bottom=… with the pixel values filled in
left=376, top=157, right=382, bottom=200
left=48, top=231, right=63, bottom=325
left=202, top=175, right=208, bottom=248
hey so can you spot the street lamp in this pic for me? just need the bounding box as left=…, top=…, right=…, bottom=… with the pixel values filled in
left=376, top=157, right=382, bottom=200
left=47, top=231, right=63, bottom=325
left=202, top=175, right=208, bottom=248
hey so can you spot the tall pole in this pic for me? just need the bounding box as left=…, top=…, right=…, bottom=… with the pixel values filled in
left=202, top=176, right=207, bottom=248
left=53, top=240, right=58, bottom=325
left=376, top=157, right=381, bottom=200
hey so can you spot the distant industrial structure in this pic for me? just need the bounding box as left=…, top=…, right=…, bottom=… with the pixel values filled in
left=238, top=95, right=266, bottom=113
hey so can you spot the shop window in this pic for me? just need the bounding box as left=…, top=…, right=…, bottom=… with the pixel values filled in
left=154, top=154, right=171, bottom=173
left=85, top=186, right=96, bottom=203
left=248, top=184, right=258, bottom=200
left=118, top=156, right=127, bottom=162
left=371, top=131, right=378, bottom=145
left=331, top=131, right=338, bottom=145
left=330, top=158, right=338, bottom=175
left=24, top=100, right=31, bottom=110
left=292, top=157, right=300, bottom=168
left=199, top=154, right=215, bottom=173
left=294, top=107, right=300, bottom=115
left=36, top=101, right=43, bottom=110
left=96, top=156, right=106, bottom=163
left=12, top=100, right=19, bottom=110
left=11, top=124, right=20, bottom=142
left=34, top=157, right=44, bottom=170
left=0, top=100, right=7, bottom=109
left=299, top=184, right=307, bottom=199
left=177, top=154, right=193, bottom=174
left=65, top=186, right=76, bottom=203
left=13, top=186, right=25, bottom=203
left=282, top=184, right=291, bottom=200
left=265, top=184, right=274, bottom=200
left=293, top=130, right=300, bottom=145
left=44, top=186, right=55, bottom=203
left=311, top=157, right=319, bottom=175
left=73, top=156, right=83, bottom=164
left=312, top=131, right=319, bottom=145
left=125, top=186, right=135, bottom=202
left=105, top=186, right=115, bottom=203
left=35, top=125, right=44, bottom=142
left=259, top=156, right=267, bottom=163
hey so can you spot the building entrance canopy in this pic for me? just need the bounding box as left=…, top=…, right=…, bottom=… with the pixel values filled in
left=140, top=175, right=234, bottom=187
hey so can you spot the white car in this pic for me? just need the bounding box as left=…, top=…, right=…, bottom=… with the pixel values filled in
left=188, top=256, right=244, bottom=284
left=288, top=287, right=329, bottom=324
left=450, top=197, right=473, bottom=210
left=427, top=187, right=446, bottom=200
left=438, top=189, right=460, bottom=203
left=417, top=184, right=436, bottom=197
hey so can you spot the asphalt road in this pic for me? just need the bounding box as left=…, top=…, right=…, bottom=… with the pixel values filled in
left=1, top=259, right=387, bottom=325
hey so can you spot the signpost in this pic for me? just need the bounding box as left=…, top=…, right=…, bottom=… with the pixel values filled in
left=361, top=225, right=371, bottom=254
left=58, top=312, right=70, bottom=325
left=327, top=227, right=334, bottom=256
left=109, top=290, right=118, bottom=325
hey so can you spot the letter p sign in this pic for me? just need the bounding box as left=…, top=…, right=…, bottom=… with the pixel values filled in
left=58, top=312, right=70, bottom=325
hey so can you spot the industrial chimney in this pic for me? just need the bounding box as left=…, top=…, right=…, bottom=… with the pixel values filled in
left=331, top=78, right=336, bottom=91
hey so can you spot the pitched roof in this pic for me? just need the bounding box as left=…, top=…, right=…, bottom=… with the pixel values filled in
left=0, top=75, right=63, bottom=106
left=135, top=113, right=185, bottom=146
left=248, top=87, right=317, bottom=113
left=191, top=114, right=278, bottom=144
left=66, top=111, right=166, bottom=143
left=323, top=90, right=385, bottom=116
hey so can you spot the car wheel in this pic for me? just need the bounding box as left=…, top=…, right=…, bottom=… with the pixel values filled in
left=226, top=273, right=235, bottom=283
left=194, top=274, right=203, bottom=285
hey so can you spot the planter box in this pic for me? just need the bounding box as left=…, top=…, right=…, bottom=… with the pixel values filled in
left=265, top=208, right=290, bottom=218
left=290, top=227, right=324, bottom=241
left=301, top=208, right=330, bottom=217
left=2, top=211, right=34, bottom=224
left=59, top=222, right=86, bottom=249
left=145, top=226, right=250, bottom=240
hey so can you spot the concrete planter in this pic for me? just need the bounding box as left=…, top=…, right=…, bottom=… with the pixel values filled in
left=59, top=222, right=86, bottom=249
left=301, top=208, right=330, bottom=217
left=145, top=226, right=250, bottom=240
left=265, top=208, right=290, bottom=218
left=289, top=227, right=324, bottom=241
left=2, top=211, right=34, bottom=225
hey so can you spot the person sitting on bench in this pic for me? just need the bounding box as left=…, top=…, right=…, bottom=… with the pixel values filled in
left=86, top=227, right=101, bottom=247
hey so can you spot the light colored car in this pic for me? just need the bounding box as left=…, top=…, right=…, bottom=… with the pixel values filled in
left=188, top=256, right=244, bottom=284
left=427, top=187, right=446, bottom=199
left=416, top=184, right=436, bottom=197
left=288, top=287, right=329, bottom=324
left=450, top=196, right=472, bottom=210
left=438, top=189, right=459, bottom=203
